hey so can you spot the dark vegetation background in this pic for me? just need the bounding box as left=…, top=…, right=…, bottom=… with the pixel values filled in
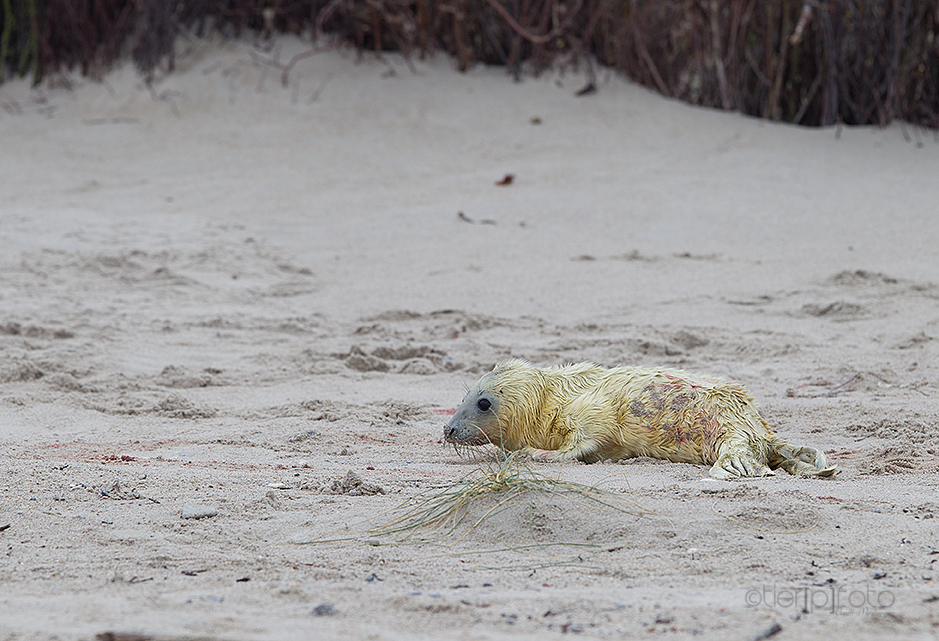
left=1, top=0, right=937, bottom=128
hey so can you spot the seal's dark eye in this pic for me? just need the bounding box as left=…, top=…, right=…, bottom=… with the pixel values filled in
left=476, top=398, right=491, bottom=412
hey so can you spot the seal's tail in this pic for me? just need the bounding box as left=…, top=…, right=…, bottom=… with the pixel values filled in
left=770, top=441, right=838, bottom=477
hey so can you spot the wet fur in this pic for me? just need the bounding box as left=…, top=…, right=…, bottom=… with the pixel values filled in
left=444, top=359, right=836, bottom=480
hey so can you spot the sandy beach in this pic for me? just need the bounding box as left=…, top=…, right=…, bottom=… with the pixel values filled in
left=1, top=35, right=938, bottom=640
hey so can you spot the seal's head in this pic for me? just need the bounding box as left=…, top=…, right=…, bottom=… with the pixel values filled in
left=444, top=368, right=506, bottom=448
left=443, top=359, right=546, bottom=450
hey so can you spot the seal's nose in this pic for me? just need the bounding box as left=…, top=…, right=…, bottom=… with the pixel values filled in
left=444, top=424, right=457, bottom=442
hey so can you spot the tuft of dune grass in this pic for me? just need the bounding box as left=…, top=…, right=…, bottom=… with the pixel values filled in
left=369, top=451, right=654, bottom=542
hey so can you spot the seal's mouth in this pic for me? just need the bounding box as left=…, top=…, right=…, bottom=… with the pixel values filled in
left=443, top=421, right=490, bottom=447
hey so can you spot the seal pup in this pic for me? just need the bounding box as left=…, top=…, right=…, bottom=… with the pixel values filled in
left=444, top=359, right=836, bottom=480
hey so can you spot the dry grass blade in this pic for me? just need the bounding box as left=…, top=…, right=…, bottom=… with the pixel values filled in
left=369, top=451, right=652, bottom=542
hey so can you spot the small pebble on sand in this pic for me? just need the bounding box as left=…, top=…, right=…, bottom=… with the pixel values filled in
left=180, top=505, right=219, bottom=519
left=312, top=603, right=336, bottom=616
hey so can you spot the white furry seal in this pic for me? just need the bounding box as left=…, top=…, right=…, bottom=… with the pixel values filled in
left=444, top=359, right=836, bottom=479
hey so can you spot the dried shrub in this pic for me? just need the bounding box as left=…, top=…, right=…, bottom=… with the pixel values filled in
left=1, top=1, right=937, bottom=129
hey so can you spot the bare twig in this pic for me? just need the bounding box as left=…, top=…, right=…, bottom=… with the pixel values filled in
left=827, top=373, right=860, bottom=396
left=792, top=72, right=823, bottom=124
left=483, top=0, right=582, bottom=45
left=789, top=3, right=813, bottom=45
left=709, top=0, right=731, bottom=110
left=315, top=0, right=350, bottom=37
left=308, top=72, right=333, bottom=103
left=766, top=3, right=792, bottom=120
left=251, top=46, right=331, bottom=88
left=630, top=0, right=668, bottom=97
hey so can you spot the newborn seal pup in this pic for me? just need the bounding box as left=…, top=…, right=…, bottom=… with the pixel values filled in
left=444, top=359, right=836, bottom=480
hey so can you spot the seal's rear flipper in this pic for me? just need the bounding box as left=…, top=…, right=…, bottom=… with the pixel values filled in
left=774, top=443, right=838, bottom=477
left=779, top=459, right=838, bottom=477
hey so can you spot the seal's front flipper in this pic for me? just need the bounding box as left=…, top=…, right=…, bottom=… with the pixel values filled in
left=709, top=447, right=774, bottom=480
left=540, top=440, right=604, bottom=464
left=516, top=446, right=562, bottom=462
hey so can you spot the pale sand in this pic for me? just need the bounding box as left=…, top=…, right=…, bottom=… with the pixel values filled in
left=1, top=35, right=938, bottom=640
